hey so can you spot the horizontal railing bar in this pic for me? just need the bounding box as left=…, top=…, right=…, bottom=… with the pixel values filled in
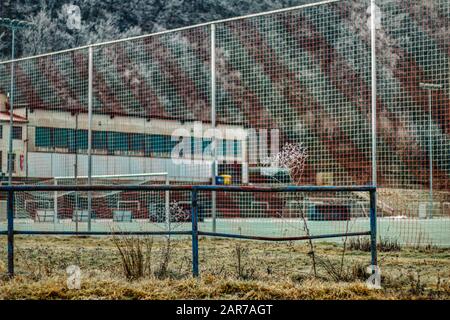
left=10, top=230, right=192, bottom=236
left=54, top=172, right=168, bottom=179
left=0, top=230, right=371, bottom=240
left=0, top=0, right=340, bottom=65
left=198, top=231, right=371, bottom=241
left=194, top=185, right=376, bottom=192
left=0, top=184, right=376, bottom=192
left=0, top=184, right=193, bottom=192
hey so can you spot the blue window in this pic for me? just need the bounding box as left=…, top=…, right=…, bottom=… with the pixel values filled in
left=150, top=135, right=177, bottom=157
left=34, top=127, right=190, bottom=159
left=191, top=137, right=203, bottom=155
left=12, top=126, right=22, bottom=140
left=224, top=139, right=234, bottom=157
left=54, top=128, right=69, bottom=148
left=144, top=135, right=153, bottom=156
left=217, top=139, right=224, bottom=157
left=67, top=129, right=77, bottom=153
left=76, top=130, right=88, bottom=150
left=202, top=138, right=211, bottom=151
left=150, top=135, right=166, bottom=153
left=202, top=138, right=212, bottom=158
left=234, top=140, right=242, bottom=157
left=35, top=127, right=52, bottom=147
left=93, top=131, right=107, bottom=150
left=108, top=131, right=128, bottom=153
left=217, top=139, right=242, bottom=158
left=130, top=133, right=144, bottom=152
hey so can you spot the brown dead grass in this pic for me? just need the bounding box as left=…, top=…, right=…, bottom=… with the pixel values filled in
left=0, top=276, right=385, bottom=300
left=0, top=236, right=449, bottom=300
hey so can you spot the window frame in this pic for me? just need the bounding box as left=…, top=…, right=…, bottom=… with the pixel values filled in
left=12, top=126, right=22, bottom=140
left=7, top=153, right=15, bottom=173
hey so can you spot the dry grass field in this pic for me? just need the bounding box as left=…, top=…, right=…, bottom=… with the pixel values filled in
left=0, top=236, right=449, bottom=300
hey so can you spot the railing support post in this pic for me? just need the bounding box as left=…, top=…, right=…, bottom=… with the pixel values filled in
left=369, top=0, right=378, bottom=273
left=210, top=23, right=217, bottom=234
left=87, top=45, right=93, bottom=232
left=369, top=188, right=377, bottom=267
left=7, top=189, right=14, bottom=277
left=191, top=189, right=199, bottom=277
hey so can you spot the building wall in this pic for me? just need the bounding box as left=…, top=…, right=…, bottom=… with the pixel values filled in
left=20, top=108, right=247, bottom=143
left=0, top=122, right=27, bottom=178
left=27, top=152, right=212, bottom=182
left=11, top=108, right=246, bottom=181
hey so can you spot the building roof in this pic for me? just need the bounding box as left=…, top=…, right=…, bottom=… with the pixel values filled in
left=0, top=111, right=28, bottom=123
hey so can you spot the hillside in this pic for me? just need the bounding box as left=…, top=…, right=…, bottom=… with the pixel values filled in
left=2, top=0, right=311, bottom=58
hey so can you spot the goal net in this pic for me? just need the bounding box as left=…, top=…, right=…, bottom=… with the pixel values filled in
left=14, top=172, right=170, bottom=224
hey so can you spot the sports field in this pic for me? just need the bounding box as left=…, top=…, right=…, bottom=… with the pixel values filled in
left=2, top=216, right=449, bottom=247
left=0, top=0, right=448, bottom=301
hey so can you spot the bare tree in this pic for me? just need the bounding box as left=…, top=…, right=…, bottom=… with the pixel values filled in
left=268, top=143, right=317, bottom=276
left=0, top=32, right=8, bottom=54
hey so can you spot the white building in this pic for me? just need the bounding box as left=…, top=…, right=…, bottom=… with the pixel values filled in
left=0, top=92, right=247, bottom=183
left=0, top=92, right=28, bottom=179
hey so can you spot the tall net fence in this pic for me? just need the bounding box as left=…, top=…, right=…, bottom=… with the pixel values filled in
left=0, top=0, right=448, bottom=245
left=13, top=189, right=193, bottom=234
left=13, top=173, right=170, bottom=226
left=90, top=28, right=212, bottom=181
left=373, top=0, right=449, bottom=246
left=216, top=3, right=373, bottom=186
left=198, top=190, right=371, bottom=240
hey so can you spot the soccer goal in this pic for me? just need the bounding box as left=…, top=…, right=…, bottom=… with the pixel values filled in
left=15, top=172, right=171, bottom=225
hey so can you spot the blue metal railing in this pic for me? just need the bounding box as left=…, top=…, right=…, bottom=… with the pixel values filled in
left=0, top=184, right=377, bottom=277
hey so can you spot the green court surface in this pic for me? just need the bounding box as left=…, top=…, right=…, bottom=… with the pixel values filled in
left=1, top=217, right=449, bottom=247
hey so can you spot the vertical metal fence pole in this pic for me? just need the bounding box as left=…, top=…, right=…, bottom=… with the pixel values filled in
left=369, top=189, right=378, bottom=267
left=53, top=179, right=58, bottom=228
left=7, top=189, right=14, bottom=277
left=165, top=175, right=170, bottom=228
left=87, top=46, right=93, bottom=232
left=7, top=28, right=16, bottom=278
left=210, top=23, right=217, bottom=233
left=370, top=0, right=378, bottom=270
left=7, top=29, right=15, bottom=185
left=427, top=90, right=433, bottom=219
left=74, top=113, right=79, bottom=233
left=370, top=0, right=377, bottom=187
left=191, top=189, right=199, bottom=277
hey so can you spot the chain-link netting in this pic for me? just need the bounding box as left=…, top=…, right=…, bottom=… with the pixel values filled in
left=0, top=0, right=448, bottom=245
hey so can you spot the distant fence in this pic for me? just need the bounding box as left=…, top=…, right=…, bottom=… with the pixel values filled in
left=0, top=184, right=378, bottom=277
left=0, top=0, right=448, bottom=246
